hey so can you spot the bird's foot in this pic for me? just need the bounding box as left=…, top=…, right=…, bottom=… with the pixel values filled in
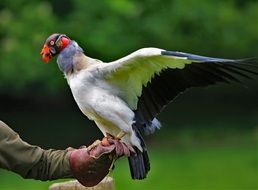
left=103, top=135, right=135, bottom=157
left=105, top=131, right=126, bottom=140
left=87, top=136, right=135, bottom=160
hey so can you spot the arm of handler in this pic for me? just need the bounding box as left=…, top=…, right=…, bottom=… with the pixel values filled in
left=0, top=120, right=132, bottom=187
left=0, top=120, right=71, bottom=180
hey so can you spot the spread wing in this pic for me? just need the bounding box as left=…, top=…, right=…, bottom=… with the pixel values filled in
left=100, top=48, right=257, bottom=129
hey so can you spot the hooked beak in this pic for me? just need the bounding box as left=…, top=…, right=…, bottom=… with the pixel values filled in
left=40, top=44, right=53, bottom=63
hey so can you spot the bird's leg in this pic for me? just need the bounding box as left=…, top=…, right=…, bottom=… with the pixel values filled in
left=116, top=131, right=126, bottom=140
left=106, top=133, right=115, bottom=139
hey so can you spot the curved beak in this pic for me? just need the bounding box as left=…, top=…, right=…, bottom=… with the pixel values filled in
left=40, top=44, right=53, bottom=63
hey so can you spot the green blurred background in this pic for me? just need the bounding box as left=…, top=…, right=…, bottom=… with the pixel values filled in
left=0, top=0, right=257, bottom=189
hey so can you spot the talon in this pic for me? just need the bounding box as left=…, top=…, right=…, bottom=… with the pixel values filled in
left=101, top=137, right=110, bottom=146
left=87, top=139, right=101, bottom=151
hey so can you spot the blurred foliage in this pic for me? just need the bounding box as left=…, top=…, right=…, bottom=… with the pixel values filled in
left=0, top=0, right=257, bottom=96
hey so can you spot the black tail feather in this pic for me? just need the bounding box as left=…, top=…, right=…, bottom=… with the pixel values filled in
left=128, top=124, right=150, bottom=180
left=128, top=147, right=150, bottom=179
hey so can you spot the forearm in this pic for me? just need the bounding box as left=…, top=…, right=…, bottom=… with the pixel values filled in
left=0, top=120, right=128, bottom=187
left=0, top=121, right=72, bottom=180
left=26, top=149, right=72, bottom=180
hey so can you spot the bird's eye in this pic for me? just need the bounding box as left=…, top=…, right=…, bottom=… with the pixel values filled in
left=50, top=40, right=55, bottom=46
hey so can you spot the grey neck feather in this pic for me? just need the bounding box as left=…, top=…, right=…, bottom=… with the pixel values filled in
left=57, top=41, right=84, bottom=74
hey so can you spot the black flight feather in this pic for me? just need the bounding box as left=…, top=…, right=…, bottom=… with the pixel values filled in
left=135, top=50, right=258, bottom=127
left=131, top=50, right=257, bottom=180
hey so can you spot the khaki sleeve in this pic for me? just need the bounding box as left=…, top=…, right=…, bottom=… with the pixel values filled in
left=0, top=120, right=72, bottom=180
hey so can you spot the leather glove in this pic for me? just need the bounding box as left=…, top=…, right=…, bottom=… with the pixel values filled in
left=69, top=137, right=134, bottom=187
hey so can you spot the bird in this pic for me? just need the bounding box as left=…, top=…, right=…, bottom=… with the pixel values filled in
left=40, top=33, right=257, bottom=180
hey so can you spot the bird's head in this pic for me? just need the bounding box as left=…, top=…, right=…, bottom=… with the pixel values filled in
left=40, top=33, right=71, bottom=63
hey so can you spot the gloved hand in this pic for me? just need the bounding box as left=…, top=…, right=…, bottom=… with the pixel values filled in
left=69, top=137, right=134, bottom=187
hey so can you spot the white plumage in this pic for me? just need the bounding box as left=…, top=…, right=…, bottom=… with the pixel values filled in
left=67, top=66, right=141, bottom=150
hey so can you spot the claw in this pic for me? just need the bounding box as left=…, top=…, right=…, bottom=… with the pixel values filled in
left=87, top=139, right=101, bottom=151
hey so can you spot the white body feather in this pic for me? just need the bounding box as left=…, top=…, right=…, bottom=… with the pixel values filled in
left=66, top=66, right=142, bottom=150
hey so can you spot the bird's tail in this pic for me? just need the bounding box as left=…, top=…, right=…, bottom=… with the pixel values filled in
left=128, top=124, right=150, bottom=179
